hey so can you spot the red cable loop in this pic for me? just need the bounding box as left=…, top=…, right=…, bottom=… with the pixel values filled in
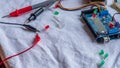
left=0, top=33, right=40, bottom=66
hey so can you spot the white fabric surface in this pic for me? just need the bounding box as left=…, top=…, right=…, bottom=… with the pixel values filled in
left=0, top=0, right=120, bottom=68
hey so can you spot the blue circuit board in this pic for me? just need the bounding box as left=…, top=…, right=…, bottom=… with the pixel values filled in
left=81, top=8, right=120, bottom=43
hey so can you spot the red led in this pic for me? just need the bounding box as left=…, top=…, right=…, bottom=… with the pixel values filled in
left=109, top=23, right=114, bottom=28
left=45, top=25, right=50, bottom=30
left=54, top=5, right=60, bottom=9
left=92, top=14, right=96, bottom=18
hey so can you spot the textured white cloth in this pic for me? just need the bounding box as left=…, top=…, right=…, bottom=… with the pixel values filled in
left=0, top=0, right=120, bottom=68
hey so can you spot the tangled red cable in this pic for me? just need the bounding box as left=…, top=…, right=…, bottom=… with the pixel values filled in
left=0, top=33, right=40, bottom=66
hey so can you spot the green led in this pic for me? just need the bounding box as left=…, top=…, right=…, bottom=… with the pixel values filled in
left=93, top=9, right=98, bottom=14
left=104, top=53, right=109, bottom=59
left=99, top=60, right=105, bottom=67
left=99, top=50, right=104, bottom=56
left=54, top=11, right=59, bottom=15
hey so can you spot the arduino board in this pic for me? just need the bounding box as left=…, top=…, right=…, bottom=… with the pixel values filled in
left=81, top=8, right=120, bottom=43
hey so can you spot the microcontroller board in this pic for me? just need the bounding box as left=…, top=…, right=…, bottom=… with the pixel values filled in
left=81, top=8, right=120, bottom=43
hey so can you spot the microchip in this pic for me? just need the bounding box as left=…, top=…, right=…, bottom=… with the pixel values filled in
left=92, top=18, right=107, bottom=34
